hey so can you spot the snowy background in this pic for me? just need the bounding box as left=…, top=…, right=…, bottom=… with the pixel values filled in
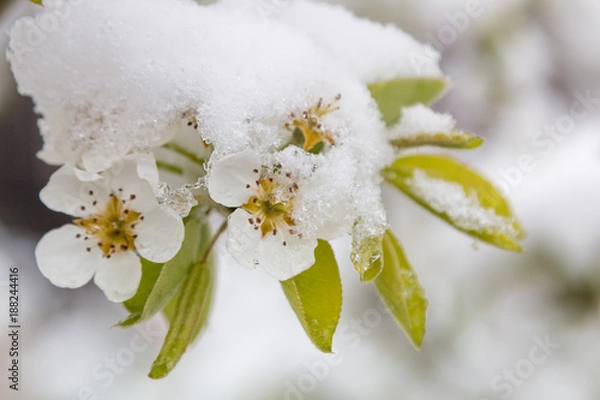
left=1, top=0, right=600, bottom=399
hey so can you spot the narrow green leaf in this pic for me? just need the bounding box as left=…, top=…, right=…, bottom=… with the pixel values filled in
left=391, top=130, right=484, bottom=150
left=350, top=233, right=384, bottom=283
left=375, top=230, right=428, bottom=349
left=117, top=216, right=210, bottom=327
left=281, top=240, right=342, bottom=353
left=149, top=258, right=214, bottom=379
left=161, top=266, right=214, bottom=345
left=382, top=154, right=525, bottom=251
left=368, top=77, right=448, bottom=126
left=30, top=0, right=43, bottom=5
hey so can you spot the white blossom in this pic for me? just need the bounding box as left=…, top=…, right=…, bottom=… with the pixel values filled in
left=35, top=155, right=184, bottom=302
left=207, top=150, right=350, bottom=280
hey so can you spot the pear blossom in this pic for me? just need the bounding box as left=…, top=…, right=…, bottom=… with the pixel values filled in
left=206, top=150, right=350, bottom=280
left=35, top=155, right=184, bottom=302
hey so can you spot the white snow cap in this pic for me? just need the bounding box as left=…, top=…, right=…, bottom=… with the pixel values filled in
left=390, top=104, right=457, bottom=139
left=280, top=0, right=443, bottom=83
left=8, top=0, right=215, bottom=172
left=10, top=0, right=451, bottom=279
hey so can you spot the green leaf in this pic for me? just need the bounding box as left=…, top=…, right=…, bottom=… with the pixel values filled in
left=149, top=257, right=215, bottom=379
left=382, top=154, right=525, bottom=251
left=350, top=233, right=384, bottom=283
left=161, top=265, right=214, bottom=345
left=391, top=130, right=484, bottom=150
left=368, top=77, right=448, bottom=126
left=30, top=0, right=43, bottom=5
left=281, top=240, right=342, bottom=353
left=118, top=216, right=209, bottom=327
left=375, top=230, right=428, bottom=349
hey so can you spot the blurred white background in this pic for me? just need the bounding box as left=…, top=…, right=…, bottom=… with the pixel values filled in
left=1, top=0, right=600, bottom=399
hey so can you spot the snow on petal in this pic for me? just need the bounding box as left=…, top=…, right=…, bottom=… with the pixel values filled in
left=7, top=0, right=205, bottom=172
left=93, top=251, right=142, bottom=303
left=35, top=225, right=102, bottom=289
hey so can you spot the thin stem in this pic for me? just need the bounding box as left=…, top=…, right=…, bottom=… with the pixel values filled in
left=201, top=221, right=228, bottom=264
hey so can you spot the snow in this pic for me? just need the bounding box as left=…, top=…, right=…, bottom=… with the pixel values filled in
left=390, top=104, right=456, bottom=138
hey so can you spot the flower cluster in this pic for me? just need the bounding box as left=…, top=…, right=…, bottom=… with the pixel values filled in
left=8, top=0, right=523, bottom=378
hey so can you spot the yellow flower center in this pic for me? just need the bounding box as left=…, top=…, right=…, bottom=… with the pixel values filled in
left=74, top=192, right=142, bottom=258
left=241, top=175, right=298, bottom=244
left=285, top=95, right=341, bottom=151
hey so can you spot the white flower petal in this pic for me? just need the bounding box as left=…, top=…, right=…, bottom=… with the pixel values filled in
left=74, top=167, right=102, bottom=182
left=81, top=151, right=124, bottom=175
left=257, top=234, right=317, bottom=281
left=35, top=224, right=101, bottom=289
left=40, top=165, right=107, bottom=217
left=134, top=205, right=184, bottom=263
left=226, top=209, right=263, bottom=270
left=131, top=154, right=160, bottom=188
left=93, top=252, right=142, bottom=303
left=207, top=150, right=263, bottom=207
left=226, top=209, right=317, bottom=280
left=109, top=157, right=158, bottom=212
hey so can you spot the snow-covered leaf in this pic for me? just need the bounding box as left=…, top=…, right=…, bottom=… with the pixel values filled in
left=375, top=230, right=427, bottom=349
left=281, top=240, right=342, bottom=353
left=391, top=130, right=484, bottom=149
left=383, top=155, right=524, bottom=251
left=350, top=233, right=384, bottom=283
